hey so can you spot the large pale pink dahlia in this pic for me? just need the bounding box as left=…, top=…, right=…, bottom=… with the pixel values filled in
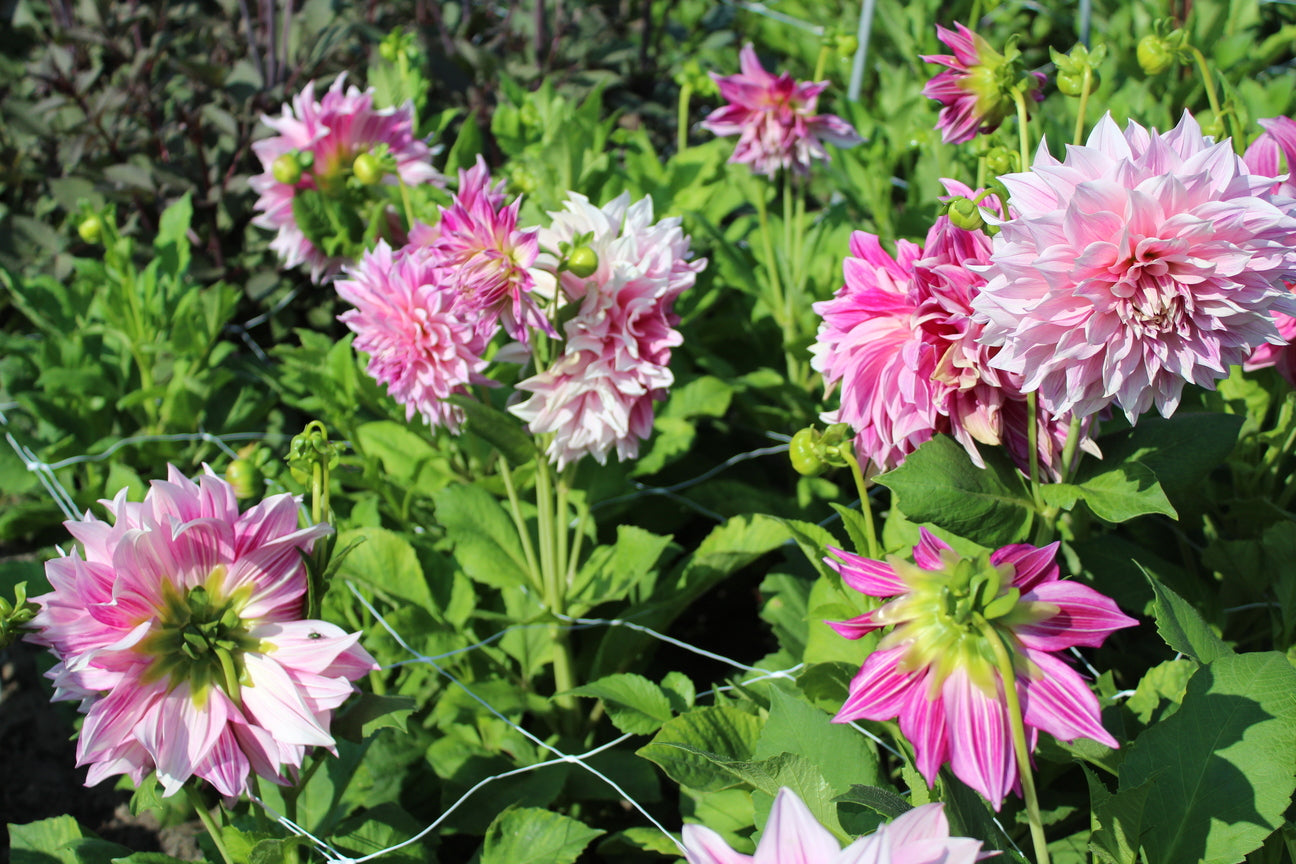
left=337, top=240, right=492, bottom=433
left=250, top=76, right=441, bottom=282
left=683, top=787, right=985, bottom=864
left=702, top=43, right=861, bottom=177
left=26, top=467, right=376, bottom=798
left=975, top=112, right=1296, bottom=423
left=1243, top=116, right=1296, bottom=385
left=922, top=22, right=1045, bottom=145
left=510, top=192, right=705, bottom=469
left=418, top=156, right=552, bottom=343
left=811, top=204, right=1085, bottom=477
left=830, top=529, right=1136, bottom=809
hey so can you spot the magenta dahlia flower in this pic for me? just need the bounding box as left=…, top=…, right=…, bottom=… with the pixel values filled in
left=510, top=192, right=705, bottom=468
left=26, top=466, right=377, bottom=798
left=811, top=195, right=1088, bottom=477
left=830, top=529, right=1136, bottom=809
left=683, top=787, right=985, bottom=864
left=922, top=22, right=1045, bottom=145
left=1243, top=116, right=1296, bottom=384
left=701, top=43, right=862, bottom=177
left=337, top=240, right=493, bottom=432
left=415, top=156, right=552, bottom=343
left=250, top=76, right=442, bottom=282
left=975, top=112, right=1296, bottom=423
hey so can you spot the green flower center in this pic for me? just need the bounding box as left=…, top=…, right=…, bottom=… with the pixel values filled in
left=140, top=567, right=258, bottom=706
left=876, top=549, right=1056, bottom=696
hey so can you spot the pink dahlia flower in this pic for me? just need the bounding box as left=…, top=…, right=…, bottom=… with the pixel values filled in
left=250, top=76, right=442, bottom=282
left=811, top=196, right=1088, bottom=477
left=26, top=466, right=377, bottom=798
left=511, top=192, right=705, bottom=468
left=414, top=156, right=552, bottom=343
left=975, top=111, right=1296, bottom=423
left=922, top=22, right=1045, bottom=145
left=337, top=240, right=493, bottom=433
left=1242, top=116, right=1296, bottom=384
left=683, top=787, right=985, bottom=864
left=830, top=529, right=1136, bottom=809
left=702, top=43, right=862, bottom=177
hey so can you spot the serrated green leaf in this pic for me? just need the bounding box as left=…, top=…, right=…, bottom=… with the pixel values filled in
left=1118, top=652, right=1296, bottom=864
left=835, top=785, right=911, bottom=819
left=753, top=686, right=879, bottom=793
left=570, top=524, right=673, bottom=613
left=432, top=484, right=532, bottom=590
left=480, top=807, right=604, bottom=864
left=1086, top=767, right=1150, bottom=864
left=333, top=694, right=416, bottom=743
left=637, top=705, right=762, bottom=791
left=333, top=527, right=433, bottom=610
left=661, top=671, right=696, bottom=713
left=9, top=816, right=87, bottom=864
left=1126, top=659, right=1193, bottom=725
left=447, top=393, right=536, bottom=467
left=1141, top=564, right=1231, bottom=664
left=1094, top=413, right=1242, bottom=499
left=876, top=435, right=1034, bottom=547
left=568, top=673, right=674, bottom=735
left=1063, top=460, right=1177, bottom=523
left=730, top=753, right=845, bottom=840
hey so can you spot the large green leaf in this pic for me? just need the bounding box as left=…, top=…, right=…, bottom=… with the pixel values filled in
left=1141, top=565, right=1232, bottom=664
left=1118, top=652, right=1296, bottom=864
left=876, top=435, right=1034, bottom=547
left=637, top=705, right=762, bottom=792
left=333, top=527, right=434, bottom=611
left=567, top=673, right=675, bottom=735
left=753, top=686, right=879, bottom=793
left=1040, top=461, right=1176, bottom=523
left=432, top=484, right=532, bottom=590
left=479, top=807, right=604, bottom=864
left=1094, top=413, right=1242, bottom=499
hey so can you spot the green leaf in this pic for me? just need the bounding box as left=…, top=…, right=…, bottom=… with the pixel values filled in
left=728, top=753, right=844, bottom=840
left=332, top=803, right=427, bottom=863
left=333, top=527, right=433, bottom=610
left=1141, top=564, right=1231, bottom=664
left=661, top=671, right=696, bottom=714
left=1044, top=461, right=1177, bottom=523
left=353, top=420, right=446, bottom=491
left=333, top=694, right=416, bottom=743
left=479, top=807, right=604, bottom=864
left=9, top=816, right=86, bottom=864
left=111, top=854, right=193, bottom=863
left=753, top=686, right=879, bottom=793
left=1126, top=659, right=1194, bottom=725
left=876, top=435, right=1034, bottom=547
left=637, top=706, right=762, bottom=791
left=568, top=673, right=674, bottom=735
left=835, top=785, right=911, bottom=819
left=432, top=484, right=532, bottom=590
left=1118, top=651, right=1296, bottom=864
left=1094, top=413, right=1242, bottom=499
left=447, top=394, right=536, bottom=467
left=154, top=192, right=193, bottom=277
left=1086, top=768, right=1150, bottom=864
left=570, top=525, right=674, bottom=613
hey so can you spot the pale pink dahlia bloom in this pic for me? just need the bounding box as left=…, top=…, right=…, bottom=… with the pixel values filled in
left=412, top=156, right=552, bottom=343
left=510, top=192, right=705, bottom=469
left=975, top=112, right=1296, bottom=423
left=683, top=787, right=984, bottom=864
left=250, top=76, right=441, bottom=282
left=26, top=466, right=377, bottom=798
left=922, top=22, right=1045, bottom=145
left=811, top=198, right=1087, bottom=477
left=1242, top=116, right=1296, bottom=384
left=702, top=43, right=862, bottom=177
left=830, top=529, right=1136, bottom=809
left=337, top=240, right=493, bottom=432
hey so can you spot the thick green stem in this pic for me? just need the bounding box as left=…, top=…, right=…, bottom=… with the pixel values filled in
left=1189, top=47, right=1222, bottom=121
left=751, top=180, right=797, bottom=383
left=812, top=44, right=829, bottom=83
left=535, top=458, right=578, bottom=726
left=1058, top=413, right=1086, bottom=484
left=1013, top=89, right=1033, bottom=175
left=1073, top=67, right=1093, bottom=146
left=1026, top=392, right=1042, bottom=500
left=841, top=449, right=881, bottom=559
left=677, top=83, right=693, bottom=154
left=397, top=178, right=416, bottom=234
left=981, top=624, right=1051, bottom=864
left=185, top=786, right=234, bottom=864
left=499, top=456, right=541, bottom=589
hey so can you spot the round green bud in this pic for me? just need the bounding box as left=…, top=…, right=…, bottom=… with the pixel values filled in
left=566, top=246, right=599, bottom=278
left=77, top=215, right=103, bottom=244
left=272, top=152, right=303, bottom=185
left=1056, top=69, right=1088, bottom=97
left=984, top=147, right=1017, bottom=176
left=835, top=34, right=859, bottom=57
left=352, top=152, right=385, bottom=186
left=947, top=198, right=985, bottom=231
left=378, top=40, right=398, bottom=62
left=225, top=459, right=264, bottom=500
left=789, top=428, right=826, bottom=477
left=1137, top=34, right=1175, bottom=75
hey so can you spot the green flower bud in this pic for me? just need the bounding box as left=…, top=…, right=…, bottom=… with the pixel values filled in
left=352, top=152, right=385, bottom=186
left=77, top=215, right=103, bottom=244
left=225, top=459, right=264, bottom=500
left=1137, top=34, right=1175, bottom=75
left=272, top=152, right=303, bottom=185
left=947, top=198, right=986, bottom=231
left=984, top=147, right=1017, bottom=176
left=566, top=246, right=599, bottom=278
left=835, top=34, right=859, bottom=57
left=789, top=428, right=826, bottom=477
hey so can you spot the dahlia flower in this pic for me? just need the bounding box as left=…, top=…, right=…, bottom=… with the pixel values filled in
left=250, top=76, right=441, bottom=282
left=702, top=43, right=862, bottom=177
left=683, top=787, right=984, bottom=864
left=27, top=466, right=376, bottom=798
left=1242, top=116, right=1296, bottom=384
left=922, top=22, right=1045, bottom=145
left=811, top=197, right=1087, bottom=477
left=974, top=112, right=1296, bottom=423
left=510, top=192, right=705, bottom=468
left=337, top=240, right=493, bottom=432
left=416, top=156, right=552, bottom=343
left=830, top=529, right=1136, bottom=809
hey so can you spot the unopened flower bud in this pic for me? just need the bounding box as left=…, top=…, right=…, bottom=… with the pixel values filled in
left=835, top=34, right=859, bottom=57
left=77, top=215, right=102, bottom=244
left=1137, top=34, right=1175, bottom=75
left=789, top=427, right=826, bottom=477
left=566, top=246, right=599, bottom=278
left=947, top=198, right=986, bottom=231
left=352, top=152, right=385, bottom=185
left=225, top=459, right=264, bottom=500
left=984, top=147, right=1017, bottom=176
left=272, top=152, right=304, bottom=185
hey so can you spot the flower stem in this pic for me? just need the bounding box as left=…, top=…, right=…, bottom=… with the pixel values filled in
left=1073, top=67, right=1093, bottom=146
left=841, top=449, right=881, bottom=559
left=535, top=457, right=578, bottom=730
left=397, top=177, right=416, bottom=234
left=1189, top=47, right=1223, bottom=122
left=1013, top=89, right=1033, bottom=176
left=185, top=786, right=234, bottom=864
left=751, top=178, right=796, bottom=384
left=1059, top=413, right=1085, bottom=483
left=677, top=82, right=693, bottom=154
left=499, top=455, right=541, bottom=589
left=1026, top=392, right=1043, bottom=499
left=812, top=44, right=829, bottom=83
left=980, top=624, right=1051, bottom=864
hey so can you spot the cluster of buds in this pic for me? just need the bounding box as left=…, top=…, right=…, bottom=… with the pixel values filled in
left=0, top=583, right=38, bottom=649
left=788, top=422, right=855, bottom=476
